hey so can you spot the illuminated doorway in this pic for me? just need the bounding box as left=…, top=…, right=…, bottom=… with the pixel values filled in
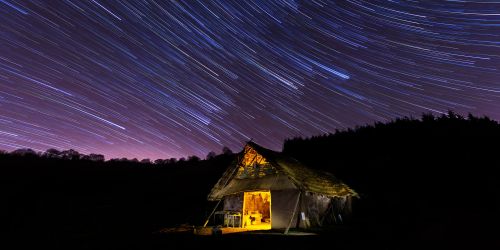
left=242, top=191, right=271, bottom=230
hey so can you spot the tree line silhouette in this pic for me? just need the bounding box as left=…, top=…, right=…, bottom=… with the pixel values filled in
left=2, top=146, right=235, bottom=249
left=2, top=112, right=499, bottom=249
left=283, top=112, right=500, bottom=248
left=3, top=146, right=234, bottom=165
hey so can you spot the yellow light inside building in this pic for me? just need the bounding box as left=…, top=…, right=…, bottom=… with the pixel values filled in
left=242, top=191, right=272, bottom=230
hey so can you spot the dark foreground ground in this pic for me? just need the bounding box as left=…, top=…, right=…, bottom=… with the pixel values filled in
left=8, top=223, right=499, bottom=250
left=4, top=114, right=500, bottom=249
left=151, top=224, right=499, bottom=250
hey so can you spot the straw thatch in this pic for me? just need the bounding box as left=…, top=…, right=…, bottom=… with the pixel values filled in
left=208, top=141, right=357, bottom=200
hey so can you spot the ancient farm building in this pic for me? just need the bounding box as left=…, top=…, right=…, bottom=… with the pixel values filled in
left=205, top=141, right=357, bottom=233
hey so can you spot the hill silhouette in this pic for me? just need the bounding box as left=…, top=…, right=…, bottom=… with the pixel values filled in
left=283, top=112, right=500, bottom=248
left=1, top=148, right=235, bottom=249
left=2, top=112, right=499, bottom=249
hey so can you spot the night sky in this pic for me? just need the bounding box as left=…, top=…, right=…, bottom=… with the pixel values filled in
left=1, top=1, right=500, bottom=160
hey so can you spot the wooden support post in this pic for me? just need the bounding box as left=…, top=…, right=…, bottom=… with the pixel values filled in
left=284, top=192, right=301, bottom=235
left=203, top=199, right=222, bottom=228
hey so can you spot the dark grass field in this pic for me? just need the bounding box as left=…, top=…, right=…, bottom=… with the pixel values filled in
left=4, top=114, right=500, bottom=249
left=9, top=224, right=497, bottom=250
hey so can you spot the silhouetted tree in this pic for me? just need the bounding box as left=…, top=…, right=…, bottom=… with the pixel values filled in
left=421, top=113, right=435, bottom=123
left=188, top=155, right=200, bottom=162
left=154, top=159, right=165, bottom=165
left=206, top=151, right=217, bottom=160
left=60, top=149, right=81, bottom=160
left=222, top=146, right=232, bottom=155
left=11, top=148, right=37, bottom=156
left=88, top=153, right=105, bottom=162
left=43, top=148, right=61, bottom=158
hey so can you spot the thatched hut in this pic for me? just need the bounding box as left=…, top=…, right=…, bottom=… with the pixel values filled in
left=206, top=142, right=357, bottom=232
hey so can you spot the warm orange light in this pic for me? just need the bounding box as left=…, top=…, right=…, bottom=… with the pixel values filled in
left=242, top=191, right=271, bottom=230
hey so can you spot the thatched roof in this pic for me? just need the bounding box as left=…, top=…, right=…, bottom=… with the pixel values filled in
left=208, top=142, right=357, bottom=200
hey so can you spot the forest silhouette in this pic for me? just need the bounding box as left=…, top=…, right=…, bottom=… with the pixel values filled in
left=2, top=112, right=499, bottom=249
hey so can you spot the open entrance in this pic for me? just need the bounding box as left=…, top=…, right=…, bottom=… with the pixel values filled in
left=242, top=191, right=271, bottom=230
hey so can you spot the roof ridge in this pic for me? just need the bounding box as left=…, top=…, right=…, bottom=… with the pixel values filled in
left=208, top=141, right=358, bottom=200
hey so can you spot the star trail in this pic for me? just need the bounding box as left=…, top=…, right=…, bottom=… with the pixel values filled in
left=1, top=1, right=500, bottom=160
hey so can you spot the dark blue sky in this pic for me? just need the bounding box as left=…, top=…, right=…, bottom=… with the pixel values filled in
left=1, top=1, right=499, bottom=160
